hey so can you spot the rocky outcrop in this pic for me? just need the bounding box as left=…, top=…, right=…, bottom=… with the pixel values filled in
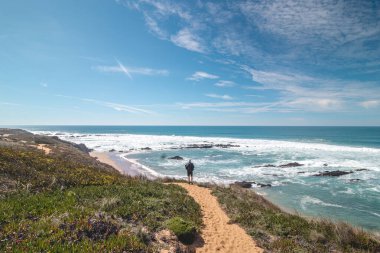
left=214, top=144, right=240, bottom=148
left=255, top=162, right=303, bottom=168
left=168, top=156, right=184, bottom=160
left=234, top=181, right=253, bottom=188
left=278, top=162, right=303, bottom=168
left=141, top=147, right=152, bottom=150
left=185, top=144, right=213, bottom=149
left=73, top=143, right=93, bottom=153
left=234, top=181, right=272, bottom=188
left=314, top=170, right=353, bottom=177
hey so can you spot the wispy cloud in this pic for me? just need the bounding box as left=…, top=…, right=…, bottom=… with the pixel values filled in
left=82, top=98, right=155, bottom=114
left=95, top=60, right=168, bottom=79
left=187, top=71, right=219, bottom=81
left=205, top=94, right=234, bottom=100
left=171, top=28, right=205, bottom=53
left=121, top=0, right=380, bottom=74
left=0, top=102, right=20, bottom=106
left=360, top=100, right=380, bottom=109
left=57, top=95, right=155, bottom=115
left=214, top=80, right=236, bottom=87
left=40, top=82, right=48, bottom=88
left=242, top=66, right=380, bottom=111
left=178, top=101, right=294, bottom=114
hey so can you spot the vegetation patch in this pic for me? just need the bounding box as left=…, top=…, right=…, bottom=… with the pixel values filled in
left=0, top=130, right=202, bottom=252
left=166, top=217, right=197, bottom=245
left=212, top=185, right=380, bottom=253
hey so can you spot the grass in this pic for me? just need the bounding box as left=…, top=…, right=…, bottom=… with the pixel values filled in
left=0, top=137, right=202, bottom=252
left=212, top=185, right=380, bottom=253
left=166, top=217, right=197, bottom=245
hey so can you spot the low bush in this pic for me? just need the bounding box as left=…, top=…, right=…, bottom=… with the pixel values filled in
left=166, top=217, right=197, bottom=245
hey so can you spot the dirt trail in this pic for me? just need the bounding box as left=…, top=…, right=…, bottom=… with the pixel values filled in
left=175, top=183, right=263, bottom=253
left=36, top=144, right=51, bottom=154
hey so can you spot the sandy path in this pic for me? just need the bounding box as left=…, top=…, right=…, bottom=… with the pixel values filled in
left=175, top=183, right=263, bottom=253
left=36, top=144, right=51, bottom=154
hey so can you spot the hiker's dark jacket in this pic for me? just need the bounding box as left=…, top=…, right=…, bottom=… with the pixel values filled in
left=185, top=162, right=194, bottom=172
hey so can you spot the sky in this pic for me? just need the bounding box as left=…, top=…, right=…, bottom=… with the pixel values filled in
left=1, top=0, right=380, bottom=126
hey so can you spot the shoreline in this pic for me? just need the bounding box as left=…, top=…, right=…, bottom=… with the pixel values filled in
left=90, top=151, right=156, bottom=179
left=90, top=150, right=380, bottom=235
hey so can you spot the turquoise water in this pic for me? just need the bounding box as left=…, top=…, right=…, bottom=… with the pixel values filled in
left=24, top=126, right=380, bottom=232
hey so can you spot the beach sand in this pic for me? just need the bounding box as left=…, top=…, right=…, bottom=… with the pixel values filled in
left=90, top=151, right=155, bottom=178
left=175, top=183, right=263, bottom=253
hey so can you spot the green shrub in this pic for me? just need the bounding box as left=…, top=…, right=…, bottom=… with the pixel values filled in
left=212, top=186, right=380, bottom=253
left=166, top=217, right=196, bottom=245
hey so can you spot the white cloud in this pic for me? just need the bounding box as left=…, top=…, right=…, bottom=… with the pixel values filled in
left=81, top=98, right=155, bottom=114
left=170, top=29, right=205, bottom=53
left=286, top=98, right=343, bottom=111
left=95, top=60, right=169, bottom=79
left=241, top=66, right=380, bottom=112
left=360, top=100, right=380, bottom=109
left=40, top=82, right=48, bottom=88
left=0, top=102, right=19, bottom=106
left=214, top=80, right=236, bottom=87
left=144, top=14, right=167, bottom=39
left=187, top=71, right=219, bottom=81
left=57, top=95, right=155, bottom=115
left=205, top=94, right=234, bottom=100
left=122, top=0, right=380, bottom=73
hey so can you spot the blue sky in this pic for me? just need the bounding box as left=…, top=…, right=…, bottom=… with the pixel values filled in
left=1, top=0, right=380, bottom=126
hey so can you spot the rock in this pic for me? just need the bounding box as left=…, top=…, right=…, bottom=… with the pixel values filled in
left=314, top=170, right=353, bottom=177
left=109, top=149, right=116, bottom=152
left=234, top=181, right=253, bottom=188
left=168, top=156, right=184, bottom=160
left=234, top=181, right=272, bottom=188
left=278, top=162, right=303, bottom=168
left=141, top=147, right=152, bottom=150
left=323, top=163, right=328, bottom=167
left=355, top=168, right=369, bottom=172
left=214, top=144, right=240, bottom=148
left=349, top=179, right=361, bottom=182
left=263, top=173, right=280, bottom=177
left=256, top=183, right=271, bottom=187
left=254, top=164, right=276, bottom=168
left=73, top=143, right=93, bottom=153
left=185, top=144, right=213, bottom=149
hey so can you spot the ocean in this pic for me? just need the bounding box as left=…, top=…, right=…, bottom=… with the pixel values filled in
left=24, top=126, right=380, bottom=232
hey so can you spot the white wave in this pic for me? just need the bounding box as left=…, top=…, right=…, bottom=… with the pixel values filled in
left=338, top=188, right=355, bottom=195
left=32, top=130, right=380, bottom=154
left=120, top=155, right=162, bottom=177
left=301, top=196, right=343, bottom=210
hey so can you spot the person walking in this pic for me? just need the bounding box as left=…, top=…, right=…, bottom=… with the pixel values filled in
left=185, top=159, right=194, bottom=184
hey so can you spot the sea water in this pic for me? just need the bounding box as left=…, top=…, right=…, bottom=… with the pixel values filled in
left=25, top=126, right=380, bottom=232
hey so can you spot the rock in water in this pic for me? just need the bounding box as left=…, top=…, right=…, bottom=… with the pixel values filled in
left=314, top=170, right=353, bottom=177
left=256, top=183, right=272, bottom=187
left=168, top=156, right=184, bottom=160
left=234, top=181, right=252, bottom=188
left=278, top=162, right=303, bottom=168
